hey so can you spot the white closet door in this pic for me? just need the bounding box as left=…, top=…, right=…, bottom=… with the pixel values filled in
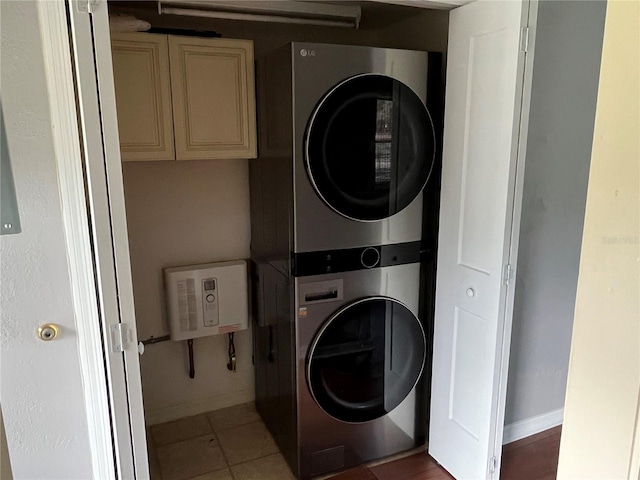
left=68, top=2, right=149, bottom=478
left=429, top=1, right=531, bottom=479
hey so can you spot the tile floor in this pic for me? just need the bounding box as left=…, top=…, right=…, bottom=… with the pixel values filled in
left=147, top=402, right=295, bottom=480
left=148, top=403, right=561, bottom=480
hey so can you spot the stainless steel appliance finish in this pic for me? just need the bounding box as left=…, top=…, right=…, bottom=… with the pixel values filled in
left=294, top=43, right=436, bottom=252
left=295, top=263, right=427, bottom=478
left=251, top=42, right=440, bottom=478
left=253, top=259, right=429, bottom=478
left=253, top=42, right=440, bottom=259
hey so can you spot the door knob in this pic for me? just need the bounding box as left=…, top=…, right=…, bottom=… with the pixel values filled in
left=37, top=323, right=59, bottom=341
left=466, top=288, right=476, bottom=298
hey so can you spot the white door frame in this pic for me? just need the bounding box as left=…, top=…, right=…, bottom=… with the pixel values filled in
left=36, top=0, right=537, bottom=478
left=37, top=0, right=148, bottom=478
left=490, top=0, right=538, bottom=470
left=37, top=1, right=116, bottom=477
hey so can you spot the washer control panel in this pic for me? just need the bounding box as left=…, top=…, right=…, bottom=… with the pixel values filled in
left=292, top=241, right=422, bottom=277
left=360, top=247, right=380, bottom=268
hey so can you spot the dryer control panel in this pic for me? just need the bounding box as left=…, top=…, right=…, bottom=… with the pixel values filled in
left=292, top=241, right=423, bottom=277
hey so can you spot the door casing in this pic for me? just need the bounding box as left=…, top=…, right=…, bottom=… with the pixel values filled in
left=37, top=0, right=537, bottom=478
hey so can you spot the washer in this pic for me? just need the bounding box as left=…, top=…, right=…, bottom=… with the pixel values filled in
left=252, top=252, right=430, bottom=479
left=295, top=262, right=428, bottom=478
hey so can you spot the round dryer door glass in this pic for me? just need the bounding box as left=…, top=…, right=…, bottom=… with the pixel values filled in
left=305, top=74, right=436, bottom=221
left=306, top=297, right=426, bottom=423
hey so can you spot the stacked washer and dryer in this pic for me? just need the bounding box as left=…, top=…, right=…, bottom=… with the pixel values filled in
left=250, top=43, right=442, bottom=479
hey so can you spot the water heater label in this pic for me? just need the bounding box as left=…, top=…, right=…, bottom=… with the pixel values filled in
left=177, top=279, right=198, bottom=332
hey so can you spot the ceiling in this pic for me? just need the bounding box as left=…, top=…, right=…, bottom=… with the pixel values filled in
left=107, top=1, right=452, bottom=31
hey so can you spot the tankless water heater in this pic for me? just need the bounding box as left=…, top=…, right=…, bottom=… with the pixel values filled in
left=164, top=260, right=248, bottom=341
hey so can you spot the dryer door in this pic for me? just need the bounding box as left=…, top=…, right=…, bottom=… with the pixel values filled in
left=305, top=74, right=436, bottom=222
left=306, top=297, right=426, bottom=423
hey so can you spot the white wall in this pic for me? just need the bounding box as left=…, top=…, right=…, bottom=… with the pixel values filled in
left=123, top=159, right=254, bottom=424
left=504, top=0, right=606, bottom=429
left=0, top=1, right=93, bottom=477
left=1, top=409, right=12, bottom=480
left=558, top=0, right=639, bottom=476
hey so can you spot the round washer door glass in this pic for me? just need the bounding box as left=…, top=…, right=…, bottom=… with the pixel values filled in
left=307, top=297, right=426, bottom=423
left=305, top=74, right=436, bottom=221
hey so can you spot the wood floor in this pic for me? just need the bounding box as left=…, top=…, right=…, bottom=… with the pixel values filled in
left=501, top=426, right=562, bottom=480
left=330, top=427, right=562, bottom=480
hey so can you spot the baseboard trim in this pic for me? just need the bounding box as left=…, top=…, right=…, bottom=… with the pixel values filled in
left=145, top=389, right=255, bottom=426
left=503, top=408, right=564, bottom=444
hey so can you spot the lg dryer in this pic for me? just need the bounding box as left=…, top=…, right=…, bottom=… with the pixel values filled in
left=251, top=42, right=442, bottom=263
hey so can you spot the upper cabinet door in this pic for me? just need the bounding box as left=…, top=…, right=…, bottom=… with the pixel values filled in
left=428, top=0, right=533, bottom=478
left=111, top=33, right=175, bottom=162
left=169, top=37, right=257, bottom=160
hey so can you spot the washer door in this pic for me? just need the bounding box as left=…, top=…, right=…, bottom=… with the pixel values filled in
left=306, top=297, right=426, bottom=423
left=305, top=74, right=436, bottom=222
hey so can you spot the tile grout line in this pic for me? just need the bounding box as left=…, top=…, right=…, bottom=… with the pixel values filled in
left=153, top=414, right=232, bottom=480
left=204, top=411, right=237, bottom=480
left=152, top=404, right=287, bottom=480
left=208, top=409, right=288, bottom=478
left=225, top=451, right=283, bottom=468
left=213, top=418, right=283, bottom=473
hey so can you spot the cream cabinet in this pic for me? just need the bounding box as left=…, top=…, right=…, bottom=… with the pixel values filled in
left=111, top=34, right=257, bottom=161
left=169, top=37, right=257, bottom=160
left=111, top=33, right=175, bottom=162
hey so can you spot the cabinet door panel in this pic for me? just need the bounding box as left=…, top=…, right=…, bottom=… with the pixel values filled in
left=111, top=33, right=174, bottom=161
left=169, top=37, right=257, bottom=160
